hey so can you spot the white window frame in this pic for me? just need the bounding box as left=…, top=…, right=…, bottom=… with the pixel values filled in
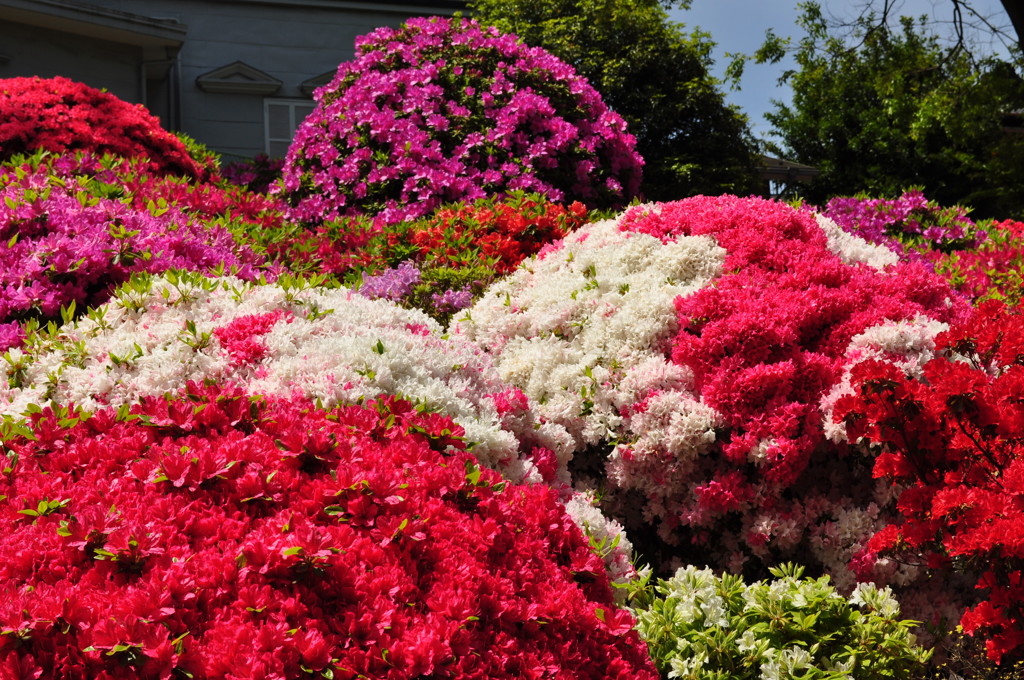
left=264, top=98, right=316, bottom=156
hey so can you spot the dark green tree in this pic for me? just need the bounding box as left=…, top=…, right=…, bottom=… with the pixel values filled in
left=467, top=0, right=761, bottom=200
left=762, top=2, right=1024, bottom=218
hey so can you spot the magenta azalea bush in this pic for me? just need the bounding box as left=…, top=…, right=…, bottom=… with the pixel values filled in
left=0, top=76, right=206, bottom=178
left=0, top=153, right=271, bottom=351
left=822, top=190, right=984, bottom=258
left=281, top=16, right=643, bottom=225
left=0, top=383, right=657, bottom=678
left=458, top=195, right=968, bottom=585
left=823, top=191, right=1024, bottom=309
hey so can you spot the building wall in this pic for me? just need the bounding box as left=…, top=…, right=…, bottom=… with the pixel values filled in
left=0, top=21, right=144, bottom=103
left=80, top=0, right=460, bottom=160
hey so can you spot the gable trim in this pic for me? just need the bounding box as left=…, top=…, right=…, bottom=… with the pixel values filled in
left=196, top=61, right=283, bottom=95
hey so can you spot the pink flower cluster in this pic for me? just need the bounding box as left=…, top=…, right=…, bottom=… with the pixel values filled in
left=0, top=76, right=205, bottom=178
left=221, top=154, right=285, bottom=194
left=0, top=153, right=270, bottom=348
left=282, top=16, right=643, bottom=225
left=0, top=383, right=656, bottom=678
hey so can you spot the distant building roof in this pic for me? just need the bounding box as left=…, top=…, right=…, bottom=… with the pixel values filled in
left=757, top=155, right=820, bottom=183
left=0, top=0, right=186, bottom=48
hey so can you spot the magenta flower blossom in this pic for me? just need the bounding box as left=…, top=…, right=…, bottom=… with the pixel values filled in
left=281, top=16, right=643, bottom=225
left=0, top=154, right=269, bottom=346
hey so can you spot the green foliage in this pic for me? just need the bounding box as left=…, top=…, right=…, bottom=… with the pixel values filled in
left=467, top=0, right=761, bottom=200
left=760, top=2, right=1024, bottom=219
left=172, top=132, right=221, bottom=179
left=628, top=563, right=931, bottom=680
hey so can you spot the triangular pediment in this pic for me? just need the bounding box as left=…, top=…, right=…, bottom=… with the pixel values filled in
left=196, top=61, right=281, bottom=95
left=300, top=70, right=336, bottom=98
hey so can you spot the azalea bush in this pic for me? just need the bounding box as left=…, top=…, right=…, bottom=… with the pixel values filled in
left=629, top=563, right=930, bottom=679
left=0, top=152, right=271, bottom=351
left=0, top=271, right=576, bottom=490
left=457, top=195, right=967, bottom=582
left=281, top=16, right=643, bottom=225
left=0, top=76, right=206, bottom=178
left=0, top=383, right=657, bottom=678
left=834, top=300, right=1024, bottom=665
left=823, top=190, right=985, bottom=258
left=222, top=153, right=284, bottom=194
left=271, top=192, right=594, bottom=322
left=820, top=192, right=1024, bottom=307
left=929, top=218, right=1024, bottom=306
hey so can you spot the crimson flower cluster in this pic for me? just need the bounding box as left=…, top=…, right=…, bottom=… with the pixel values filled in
left=0, top=383, right=656, bottom=678
left=281, top=16, right=643, bottom=225
left=0, top=77, right=204, bottom=178
left=620, top=196, right=965, bottom=557
left=0, top=153, right=270, bottom=349
left=834, top=301, right=1024, bottom=665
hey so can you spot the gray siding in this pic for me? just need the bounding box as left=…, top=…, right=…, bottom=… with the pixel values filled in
left=74, top=0, right=458, bottom=159
left=0, top=21, right=143, bottom=103
left=1, top=0, right=463, bottom=159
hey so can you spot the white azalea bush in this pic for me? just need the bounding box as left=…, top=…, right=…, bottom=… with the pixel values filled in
left=457, top=195, right=969, bottom=584
left=627, top=563, right=931, bottom=680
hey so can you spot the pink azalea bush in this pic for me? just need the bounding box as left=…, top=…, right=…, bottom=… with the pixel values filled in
left=928, top=218, right=1024, bottom=307
left=0, top=153, right=271, bottom=351
left=0, top=383, right=657, bottom=678
left=458, top=195, right=968, bottom=583
left=222, top=153, right=285, bottom=194
left=823, top=190, right=984, bottom=259
left=0, top=76, right=206, bottom=178
left=281, top=16, right=643, bottom=225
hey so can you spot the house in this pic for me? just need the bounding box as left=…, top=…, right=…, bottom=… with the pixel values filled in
left=0, top=0, right=466, bottom=160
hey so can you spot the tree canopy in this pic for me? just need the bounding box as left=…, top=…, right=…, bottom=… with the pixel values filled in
left=763, top=2, right=1024, bottom=218
left=467, top=0, right=761, bottom=201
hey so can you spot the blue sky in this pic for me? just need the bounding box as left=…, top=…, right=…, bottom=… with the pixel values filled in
left=668, top=0, right=1015, bottom=143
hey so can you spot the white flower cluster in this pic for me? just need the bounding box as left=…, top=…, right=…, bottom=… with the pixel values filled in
left=455, top=213, right=726, bottom=473
left=815, top=213, right=901, bottom=270
left=0, top=273, right=572, bottom=484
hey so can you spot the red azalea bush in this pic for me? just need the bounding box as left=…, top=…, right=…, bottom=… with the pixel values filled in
left=0, top=152, right=273, bottom=350
left=282, top=16, right=642, bottom=225
left=272, top=191, right=594, bottom=322
left=276, top=191, right=589, bottom=278
left=0, top=383, right=657, bottom=678
left=0, top=76, right=205, bottom=178
left=834, top=301, right=1024, bottom=665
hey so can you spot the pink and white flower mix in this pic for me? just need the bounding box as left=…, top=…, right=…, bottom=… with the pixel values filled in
left=460, top=195, right=968, bottom=585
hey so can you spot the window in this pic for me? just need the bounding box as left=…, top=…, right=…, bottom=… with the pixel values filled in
left=264, top=98, right=316, bottom=157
